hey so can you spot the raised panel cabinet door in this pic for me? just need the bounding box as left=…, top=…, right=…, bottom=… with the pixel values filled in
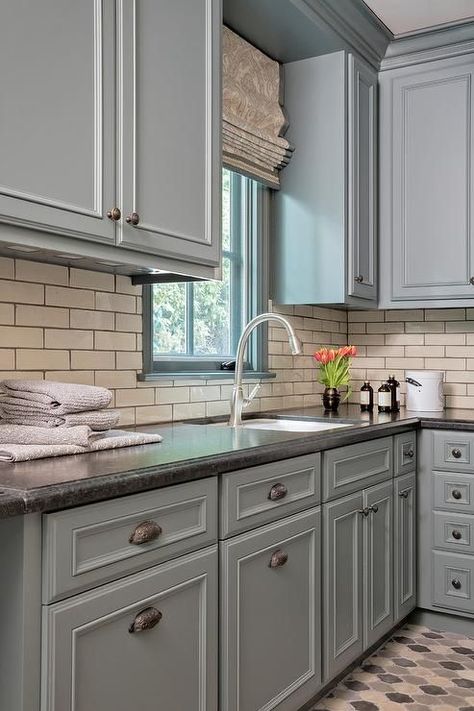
left=391, top=57, right=474, bottom=300
left=41, top=546, right=218, bottom=711
left=394, top=472, right=416, bottom=623
left=0, top=0, right=116, bottom=243
left=348, top=53, right=377, bottom=301
left=323, top=492, right=364, bottom=682
left=117, top=0, right=221, bottom=267
left=363, top=480, right=394, bottom=649
left=220, top=508, right=321, bottom=711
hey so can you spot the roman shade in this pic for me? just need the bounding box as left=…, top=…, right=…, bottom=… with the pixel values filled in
left=222, top=26, right=293, bottom=189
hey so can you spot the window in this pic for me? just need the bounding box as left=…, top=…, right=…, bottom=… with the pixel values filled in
left=143, top=169, right=268, bottom=376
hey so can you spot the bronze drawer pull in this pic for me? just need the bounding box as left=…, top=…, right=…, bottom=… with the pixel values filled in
left=451, top=578, right=462, bottom=590
left=128, top=607, right=162, bottom=633
left=405, top=448, right=414, bottom=458
left=452, top=530, right=462, bottom=540
left=452, top=448, right=462, bottom=459
left=452, top=489, right=463, bottom=500
left=268, top=482, right=288, bottom=501
left=399, top=490, right=409, bottom=499
left=129, top=520, right=162, bottom=545
left=269, top=549, right=288, bottom=568
left=126, top=211, right=140, bottom=225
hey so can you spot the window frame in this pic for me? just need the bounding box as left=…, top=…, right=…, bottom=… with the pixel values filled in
left=141, top=172, right=270, bottom=379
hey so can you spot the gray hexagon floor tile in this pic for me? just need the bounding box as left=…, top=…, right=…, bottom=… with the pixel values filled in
left=311, top=624, right=474, bottom=711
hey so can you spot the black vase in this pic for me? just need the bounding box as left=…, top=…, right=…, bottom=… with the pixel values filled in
left=322, top=387, right=340, bottom=412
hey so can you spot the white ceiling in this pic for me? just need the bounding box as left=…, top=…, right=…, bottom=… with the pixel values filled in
left=363, top=0, right=474, bottom=35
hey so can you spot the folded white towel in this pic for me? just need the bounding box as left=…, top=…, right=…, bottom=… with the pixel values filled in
left=0, top=424, right=100, bottom=447
left=0, top=409, right=120, bottom=431
left=0, top=430, right=163, bottom=463
left=0, top=379, right=112, bottom=414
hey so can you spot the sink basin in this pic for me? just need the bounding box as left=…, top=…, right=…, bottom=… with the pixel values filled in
left=206, top=418, right=354, bottom=433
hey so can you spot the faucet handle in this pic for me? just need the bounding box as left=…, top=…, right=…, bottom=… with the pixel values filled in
left=243, top=383, right=261, bottom=408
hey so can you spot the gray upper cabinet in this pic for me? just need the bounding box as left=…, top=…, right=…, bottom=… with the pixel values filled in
left=273, top=50, right=377, bottom=306
left=116, top=0, right=221, bottom=268
left=0, top=0, right=221, bottom=278
left=42, top=546, right=218, bottom=711
left=220, top=508, right=321, bottom=711
left=348, top=54, right=377, bottom=301
left=0, top=0, right=115, bottom=244
left=379, top=54, right=474, bottom=307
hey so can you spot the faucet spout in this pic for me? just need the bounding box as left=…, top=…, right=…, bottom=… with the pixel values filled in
left=228, top=313, right=302, bottom=427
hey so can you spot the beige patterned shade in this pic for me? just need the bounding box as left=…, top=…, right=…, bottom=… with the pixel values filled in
left=222, top=26, right=293, bottom=189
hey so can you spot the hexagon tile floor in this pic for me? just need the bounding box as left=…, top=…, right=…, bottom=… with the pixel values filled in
left=311, top=624, right=474, bottom=711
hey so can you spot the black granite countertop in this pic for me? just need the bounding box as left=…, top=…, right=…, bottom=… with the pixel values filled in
left=2, top=405, right=474, bottom=519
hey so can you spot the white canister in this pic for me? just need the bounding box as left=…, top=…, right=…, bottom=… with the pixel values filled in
left=405, top=370, right=444, bottom=412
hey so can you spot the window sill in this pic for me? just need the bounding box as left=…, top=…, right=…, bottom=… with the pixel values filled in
left=138, top=371, right=276, bottom=382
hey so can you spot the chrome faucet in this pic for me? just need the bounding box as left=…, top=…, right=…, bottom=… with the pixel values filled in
left=228, top=313, right=303, bottom=427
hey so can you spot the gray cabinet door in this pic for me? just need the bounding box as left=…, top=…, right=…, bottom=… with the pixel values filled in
left=323, top=492, right=364, bottom=682
left=116, top=0, right=221, bottom=267
left=220, top=508, right=321, bottom=711
left=389, top=57, right=474, bottom=301
left=364, top=480, right=393, bottom=648
left=41, top=546, right=218, bottom=711
left=394, top=472, right=416, bottom=623
left=348, top=54, right=377, bottom=302
left=0, top=0, right=116, bottom=244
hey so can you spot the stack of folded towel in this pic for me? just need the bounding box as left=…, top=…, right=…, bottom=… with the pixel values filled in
left=0, top=380, right=162, bottom=462
left=0, top=379, right=119, bottom=429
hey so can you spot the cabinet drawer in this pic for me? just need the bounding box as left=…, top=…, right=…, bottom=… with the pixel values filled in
left=43, top=477, right=218, bottom=602
left=394, top=431, right=416, bottom=476
left=220, top=454, right=320, bottom=538
left=432, top=550, right=474, bottom=614
left=42, top=546, right=218, bottom=711
left=433, top=431, right=474, bottom=472
left=433, top=471, right=474, bottom=514
left=322, top=437, right=392, bottom=502
left=433, top=511, right=474, bottom=554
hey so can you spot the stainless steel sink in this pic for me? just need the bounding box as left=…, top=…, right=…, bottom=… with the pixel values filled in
left=205, top=418, right=354, bottom=433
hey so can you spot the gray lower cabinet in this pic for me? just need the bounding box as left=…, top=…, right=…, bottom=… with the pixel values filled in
left=364, top=480, right=394, bottom=648
left=379, top=53, right=474, bottom=307
left=273, top=49, right=377, bottom=306
left=394, top=472, right=417, bottom=622
left=220, top=508, right=321, bottom=711
left=41, top=546, right=218, bottom=711
left=323, top=491, right=364, bottom=681
left=323, top=481, right=394, bottom=681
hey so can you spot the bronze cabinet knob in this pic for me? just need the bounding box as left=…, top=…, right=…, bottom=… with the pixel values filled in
left=451, top=578, right=462, bottom=590
left=129, top=520, right=162, bottom=545
left=406, top=448, right=415, bottom=458
left=470, top=277, right=474, bottom=285
left=452, top=448, right=462, bottom=459
left=106, top=207, right=121, bottom=221
left=268, top=482, right=288, bottom=501
left=369, top=504, right=379, bottom=514
left=354, top=275, right=364, bottom=283
left=128, top=607, right=162, bottom=633
left=269, top=549, right=288, bottom=568
left=359, top=507, right=370, bottom=517
left=399, top=490, right=409, bottom=499
left=452, top=489, right=463, bottom=500
left=452, top=530, right=462, bottom=540
left=126, top=212, right=140, bottom=225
